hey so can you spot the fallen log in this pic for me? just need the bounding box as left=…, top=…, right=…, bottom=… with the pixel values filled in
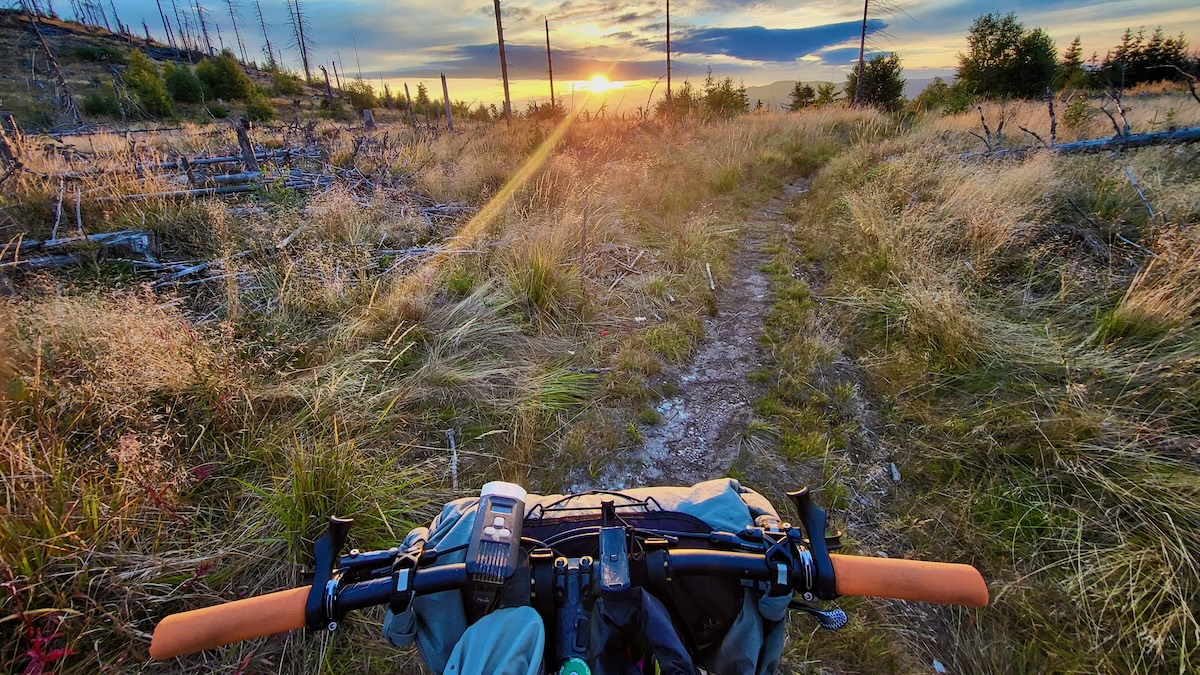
left=963, top=126, right=1200, bottom=158
left=3, top=230, right=157, bottom=270
left=93, top=179, right=316, bottom=202
left=15, top=230, right=156, bottom=255
left=47, top=148, right=314, bottom=179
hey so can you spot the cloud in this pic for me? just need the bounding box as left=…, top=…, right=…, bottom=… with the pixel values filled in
left=815, top=47, right=883, bottom=66
left=477, top=3, right=535, bottom=20
left=671, top=19, right=886, bottom=62
left=381, top=41, right=741, bottom=80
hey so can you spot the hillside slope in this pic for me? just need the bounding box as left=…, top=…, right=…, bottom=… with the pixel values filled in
left=0, top=9, right=323, bottom=130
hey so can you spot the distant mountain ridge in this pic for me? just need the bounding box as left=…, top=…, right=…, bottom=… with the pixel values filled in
left=744, top=78, right=943, bottom=109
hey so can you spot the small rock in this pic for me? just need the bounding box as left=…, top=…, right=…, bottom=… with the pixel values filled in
left=889, top=462, right=901, bottom=484
left=932, top=659, right=948, bottom=673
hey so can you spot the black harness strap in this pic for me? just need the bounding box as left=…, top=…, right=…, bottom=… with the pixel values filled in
left=529, top=547, right=557, bottom=672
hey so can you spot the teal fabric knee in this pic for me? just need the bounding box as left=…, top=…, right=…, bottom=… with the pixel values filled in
left=443, top=606, right=545, bottom=675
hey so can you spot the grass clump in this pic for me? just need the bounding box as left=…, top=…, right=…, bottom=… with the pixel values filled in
left=645, top=315, right=703, bottom=362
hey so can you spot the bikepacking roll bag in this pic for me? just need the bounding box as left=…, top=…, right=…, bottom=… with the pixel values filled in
left=383, top=478, right=790, bottom=675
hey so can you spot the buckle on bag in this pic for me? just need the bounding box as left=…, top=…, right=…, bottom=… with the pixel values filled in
left=389, top=552, right=420, bottom=615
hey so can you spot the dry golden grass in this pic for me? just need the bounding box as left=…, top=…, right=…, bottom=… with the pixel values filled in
left=783, top=92, right=1200, bottom=673
left=4, top=110, right=881, bottom=672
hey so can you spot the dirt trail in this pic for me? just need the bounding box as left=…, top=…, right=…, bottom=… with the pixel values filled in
left=585, top=180, right=810, bottom=490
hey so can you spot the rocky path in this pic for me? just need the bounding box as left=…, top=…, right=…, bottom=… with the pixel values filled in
left=588, top=180, right=809, bottom=489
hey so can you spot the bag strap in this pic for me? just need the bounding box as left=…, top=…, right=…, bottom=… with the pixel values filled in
left=529, top=548, right=556, bottom=672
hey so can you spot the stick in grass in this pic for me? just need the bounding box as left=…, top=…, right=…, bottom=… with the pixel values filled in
left=74, top=186, right=83, bottom=237
left=50, top=179, right=64, bottom=240
left=1123, top=167, right=1158, bottom=222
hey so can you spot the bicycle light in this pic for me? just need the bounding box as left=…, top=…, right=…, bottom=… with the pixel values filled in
left=466, top=481, right=526, bottom=584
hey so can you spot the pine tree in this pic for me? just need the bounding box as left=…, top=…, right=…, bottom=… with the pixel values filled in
left=815, top=82, right=839, bottom=106
left=1058, top=36, right=1088, bottom=90
left=845, top=52, right=905, bottom=111
left=788, top=82, right=816, bottom=111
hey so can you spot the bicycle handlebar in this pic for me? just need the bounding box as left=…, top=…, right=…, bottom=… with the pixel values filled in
left=149, top=550, right=987, bottom=660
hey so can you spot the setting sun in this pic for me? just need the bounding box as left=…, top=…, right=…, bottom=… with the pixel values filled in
left=578, top=75, right=623, bottom=93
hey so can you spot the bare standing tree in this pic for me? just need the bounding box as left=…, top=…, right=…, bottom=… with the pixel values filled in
left=284, top=0, right=313, bottom=81
left=95, top=0, right=111, bottom=31
left=107, top=0, right=124, bottom=34
left=852, top=0, right=905, bottom=106
left=155, top=0, right=177, bottom=47
left=171, top=0, right=192, bottom=52
left=666, top=0, right=671, bottom=104
left=253, top=0, right=275, bottom=68
left=19, top=0, right=81, bottom=124
left=492, top=0, right=512, bottom=125
left=224, top=0, right=249, bottom=63
left=853, top=0, right=868, bottom=105
left=194, top=0, right=214, bottom=55
left=545, top=18, right=555, bottom=110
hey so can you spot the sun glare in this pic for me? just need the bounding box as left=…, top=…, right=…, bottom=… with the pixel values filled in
left=580, top=75, right=622, bottom=93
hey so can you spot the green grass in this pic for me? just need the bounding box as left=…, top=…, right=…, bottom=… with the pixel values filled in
left=637, top=406, right=663, bottom=425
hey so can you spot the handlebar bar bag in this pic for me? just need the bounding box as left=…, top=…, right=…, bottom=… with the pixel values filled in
left=383, top=478, right=788, bottom=674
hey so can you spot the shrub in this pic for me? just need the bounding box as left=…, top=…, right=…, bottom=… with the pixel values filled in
left=701, top=69, right=749, bottom=118
left=124, top=50, right=173, bottom=117
left=272, top=70, right=305, bottom=96
left=912, top=77, right=974, bottom=115
left=205, top=103, right=231, bottom=118
left=319, top=97, right=351, bottom=121
left=844, top=52, right=906, bottom=112
left=196, top=50, right=255, bottom=100
left=73, top=44, right=125, bottom=63
left=83, top=92, right=120, bottom=116
left=164, top=64, right=204, bottom=104
left=343, top=80, right=379, bottom=111
left=244, top=96, right=276, bottom=122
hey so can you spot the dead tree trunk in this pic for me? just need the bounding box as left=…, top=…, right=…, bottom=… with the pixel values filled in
left=665, top=0, right=671, bottom=106
left=362, top=108, right=376, bottom=130
left=25, top=11, right=82, bottom=125
left=404, top=82, right=417, bottom=130
left=492, top=0, right=513, bottom=125
left=319, top=65, right=333, bottom=99
left=155, top=0, right=177, bottom=47
left=292, top=0, right=312, bottom=81
left=253, top=0, right=275, bottom=68
left=107, top=0, right=125, bottom=35
left=170, top=0, right=191, bottom=54
left=853, top=0, right=869, bottom=106
left=194, top=0, right=213, bottom=55
left=235, top=118, right=259, bottom=171
left=441, top=73, right=454, bottom=133
left=545, top=19, right=555, bottom=111
left=225, top=0, right=249, bottom=64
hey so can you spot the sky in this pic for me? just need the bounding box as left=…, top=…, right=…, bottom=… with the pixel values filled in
left=113, top=0, right=1200, bottom=110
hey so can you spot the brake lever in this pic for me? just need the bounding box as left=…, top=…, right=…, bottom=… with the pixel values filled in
left=789, top=600, right=848, bottom=630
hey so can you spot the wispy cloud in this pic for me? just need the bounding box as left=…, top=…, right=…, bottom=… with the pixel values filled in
left=670, top=20, right=886, bottom=62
